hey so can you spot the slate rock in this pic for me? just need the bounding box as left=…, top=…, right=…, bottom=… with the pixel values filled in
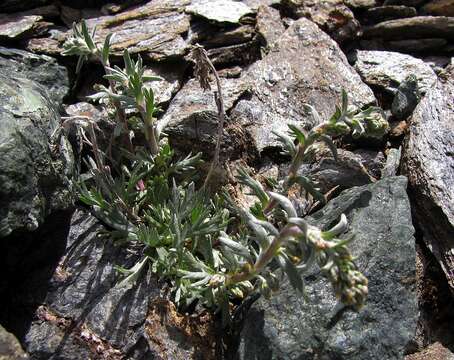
left=0, top=0, right=48, bottom=13
left=0, top=14, right=47, bottom=40
left=186, top=0, right=254, bottom=24
left=353, top=50, right=437, bottom=95
left=363, top=16, right=454, bottom=40
left=365, top=5, right=417, bottom=23
left=0, top=71, right=74, bottom=237
left=0, top=47, right=69, bottom=105
left=281, top=0, right=361, bottom=44
left=344, top=0, right=378, bottom=9
left=421, top=0, right=454, bottom=16
left=387, top=38, right=448, bottom=54
left=402, top=64, right=454, bottom=292
left=392, top=74, right=421, bottom=120
left=22, top=209, right=220, bottom=359
left=0, top=325, right=28, bottom=360
left=237, top=176, right=417, bottom=360
left=383, top=147, right=402, bottom=177
left=231, top=17, right=375, bottom=153
left=255, top=5, right=286, bottom=47
left=160, top=76, right=250, bottom=155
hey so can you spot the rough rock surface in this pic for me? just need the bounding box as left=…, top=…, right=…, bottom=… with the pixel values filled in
left=256, top=5, right=286, bottom=46
left=402, top=64, right=454, bottom=292
left=421, top=0, right=454, bottom=16
left=353, top=50, right=437, bottom=95
left=0, top=325, right=28, bottom=360
left=22, top=209, right=220, bottom=359
left=186, top=0, right=254, bottom=24
left=160, top=76, right=250, bottom=156
left=231, top=17, right=376, bottom=153
left=365, top=5, right=417, bottom=23
left=237, top=176, right=417, bottom=360
left=392, top=74, right=421, bottom=120
left=73, top=0, right=191, bottom=60
left=0, top=70, right=74, bottom=237
left=281, top=0, right=361, bottom=43
left=0, top=14, right=46, bottom=40
left=0, top=47, right=69, bottom=105
left=363, top=16, right=454, bottom=40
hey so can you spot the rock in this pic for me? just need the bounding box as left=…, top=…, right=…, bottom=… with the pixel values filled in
left=206, top=40, right=261, bottom=67
left=294, top=148, right=377, bottom=194
left=382, top=147, right=402, bottom=177
left=363, top=16, right=454, bottom=41
left=383, top=0, right=425, bottom=5
left=353, top=50, right=437, bottom=95
left=281, top=0, right=361, bottom=44
left=143, top=63, right=185, bottom=106
left=0, top=0, right=48, bottom=13
left=62, top=0, right=192, bottom=61
left=237, top=176, right=417, bottom=360
left=0, top=325, right=28, bottom=359
left=24, top=28, right=67, bottom=55
left=256, top=5, right=286, bottom=47
left=387, top=38, right=448, bottom=54
left=21, top=209, right=220, bottom=359
left=406, top=342, right=454, bottom=360
left=421, top=0, right=454, bottom=16
left=390, top=120, right=408, bottom=138
left=0, top=47, right=69, bottom=105
left=402, top=64, right=454, bottom=292
left=160, top=76, right=250, bottom=156
left=352, top=149, right=385, bottom=179
left=242, top=0, right=281, bottom=9
left=344, top=0, right=378, bottom=9
left=365, top=6, right=417, bottom=23
left=186, top=0, right=254, bottom=24
left=231, top=18, right=375, bottom=153
left=0, top=14, right=47, bottom=40
left=422, top=56, right=451, bottom=74
left=392, top=75, right=421, bottom=120
left=0, top=70, right=74, bottom=237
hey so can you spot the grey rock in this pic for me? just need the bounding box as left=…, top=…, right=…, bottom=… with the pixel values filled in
left=186, top=0, right=254, bottom=24
left=143, top=63, right=185, bottom=106
left=242, top=0, right=282, bottom=9
left=256, top=5, right=286, bottom=47
left=231, top=18, right=375, bottom=153
left=23, top=209, right=220, bottom=359
left=387, top=38, right=448, bottom=54
left=0, top=71, right=74, bottom=237
left=383, top=147, right=402, bottom=177
left=0, top=0, right=48, bottom=13
left=160, top=76, right=250, bottom=155
left=353, top=50, right=437, bottom=95
left=281, top=0, right=361, bottom=44
left=0, top=325, right=28, bottom=360
left=206, top=40, right=261, bottom=67
left=383, top=0, right=426, bottom=6
left=402, top=64, right=454, bottom=292
left=0, top=14, right=46, bottom=40
left=344, top=0, right=378, bottom=9
left=297, top=148, right=378, bottom=194
left=0, top=47, right=69, bottom=105
left=237, top=176, right=417, bottom=360
left=363, top=16, right=454, bottom=40
left=421, top=0, right=454, bottom=16
left=58, top=0, right=192, bottom=61
left=365, top=5, right=417, bottom=23
left=392, top=74, right=421, bottom=120
left=352, top=149, right=385, bottom=179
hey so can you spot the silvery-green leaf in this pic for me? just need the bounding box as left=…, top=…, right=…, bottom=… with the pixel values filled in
left=268, top=192, right=297, bottom=218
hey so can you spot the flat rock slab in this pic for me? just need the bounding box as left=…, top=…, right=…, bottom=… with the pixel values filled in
left=363, top=16, right=454, bottom=40
left=186, top=0, right=254, bottom=24
left=0, top=14, right=45, bottom=40
left=0, top=46, right=69, bottom=105
left=237, top=176, right=417, bottom=360
left=402, top=64, right=454, bottom=292
left=58, top=0, right=192, bottom=61
left=421, top=0, right=454, bottom=16
left=231, top=17, right=375, bottom=153
left=354, top=50, right=437, bottom=95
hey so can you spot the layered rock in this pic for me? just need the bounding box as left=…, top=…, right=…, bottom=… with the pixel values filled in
left=0, top=69, right=74, bottom=237
left=402, top=65, right=454, bottom=292
left=237, top=176, right=417, bottom=359
left=353, top=50, right=437, bottom=95
left=230, top=17, right=375, bottom=153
